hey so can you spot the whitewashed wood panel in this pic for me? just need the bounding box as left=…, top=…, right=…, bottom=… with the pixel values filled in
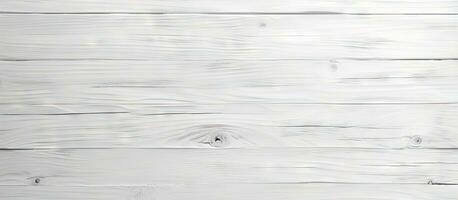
left=1, top=15, right=457, bottom=60
left=1, top=148, right=458, bottom=186
left=1, top=184, right=457, bottom=200
left=1, top=0, right=458, bottom=199
left=1, top=60, right=458, bottom=104
left=1, top=104, right=457, bottom=149
left=1, top=0, right=458, bottom=14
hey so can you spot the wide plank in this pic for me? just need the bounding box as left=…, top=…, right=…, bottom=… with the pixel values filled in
left=1, top=15, right=457, bottom=60
left=1, top=104, right=457, bottom=149
left=1, top=184, right=457, bottom=200
left=1, top=148, right=458, bottom=186
left=1, top=0, right=458, bottom=14
left=1, top=60, right=458, bottom=105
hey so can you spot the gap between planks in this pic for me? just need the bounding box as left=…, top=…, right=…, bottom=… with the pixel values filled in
left=2, top=58, right=458, bottom=62
left=2, top=12, right=458, bottom=15
left=1, top=147, right=458, bottom=150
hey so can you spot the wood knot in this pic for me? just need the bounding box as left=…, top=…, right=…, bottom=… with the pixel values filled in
left=259, top=22, right=266, bottom=27
left=209, top=133, right=228, bottom=148
left=34, top=178, right=41, bottom=184
left=177, top=124, right=256, bottom=147
left=410, top=135, right=422, bottom=146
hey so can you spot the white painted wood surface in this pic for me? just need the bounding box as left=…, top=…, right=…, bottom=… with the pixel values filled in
left=2, top=60, right=458, bottom=104
left=1, top=0, right=458, bottom=13
left=1, top=0, right=458, bottom=199
left=1, top=104, right=458, bottom=149
left=2, top=148, right=458, bottom=185
left=1, top=15, right=458, bottom=60
left=2, top=185, right=457, bottom=200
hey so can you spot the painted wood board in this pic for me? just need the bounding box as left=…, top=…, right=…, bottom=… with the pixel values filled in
left=1, top=15, right=458, bottom=60
left=1, top=0, right=458, bottom=14
left=1, top=0, right=458, bottom=199
left=1, top=184, right=457, bottom=200
left=1, top=148, right=458, bottom=186
left=1, top=60, right=458, bottom=104
left=1, top=104, right=457, bottom=149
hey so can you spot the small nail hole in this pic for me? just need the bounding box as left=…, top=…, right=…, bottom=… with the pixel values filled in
left=329, top=60, right=338, bottom=71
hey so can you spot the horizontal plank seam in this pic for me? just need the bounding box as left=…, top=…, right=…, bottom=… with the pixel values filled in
left=1, top=11, right=458, bottom=15
left=2, top=102, right=458, bottom=106
left=0, top=182, right=456, bottom=187
left=2, top=58, right=458, bottom=62
left=1, top=147, right=458, bottom=150
left=254, top=181, right=458, bottom=185
left=0, top=112, right=222, bottom=116
left=0, top=182, right=458, bottom=187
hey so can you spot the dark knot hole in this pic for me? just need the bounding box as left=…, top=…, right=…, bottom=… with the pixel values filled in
left=214, top=136, right=223, bottom=143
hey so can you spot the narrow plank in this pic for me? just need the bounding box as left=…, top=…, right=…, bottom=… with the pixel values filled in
left=1, top=104, right=457, bottom=149
left=1, top=148, right=457, bottom=186
left=1, top=15, right=457, bottom=60
left=1, top=60, right=458, bottom=105
left=1, top=0, right=458, bottom=14
left=1, top=184, right=457, bottom=200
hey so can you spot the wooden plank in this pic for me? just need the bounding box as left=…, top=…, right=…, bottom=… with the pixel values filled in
left=1, top=15, right=457, bottom=60
left=1, top=0, right=458, bottom=14
left=1, top=148, right=458, bottom=186
left=1, top=104, right=457, bottom=149
left=1, top=60, right=458, bottom=104
left=1, top=184, right=457, bottom=200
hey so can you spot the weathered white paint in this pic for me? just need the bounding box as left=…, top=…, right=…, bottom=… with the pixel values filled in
left=1, top=103, right=458, bottom=149
left=1, top=60, right=458, bottom=149
left=2, top=148, right=458, bottom=186
left=1, top=15, right=457, bottom=60
left=1, top=0, right=458, bottom=13
left=1, top=0, right=457, bottom=199
left=1, top=60, right=458, bottom=105
left=2, top=185, right=457, bottom=200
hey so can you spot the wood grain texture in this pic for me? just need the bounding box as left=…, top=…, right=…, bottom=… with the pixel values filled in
left=1, top=60, right=458, bottom=104
left=1, top=15, right=458, bottom=60
left=1, top=104, right=457, bottom=149
left=1, top=184, right=458, bottom=200
left=1, top=148, right=458, bottom=186
left=1, top=60, right=458, bottom=148
left=1, top=0, right=458, bottom=198
left=1, top=0, right=458, bottom=14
